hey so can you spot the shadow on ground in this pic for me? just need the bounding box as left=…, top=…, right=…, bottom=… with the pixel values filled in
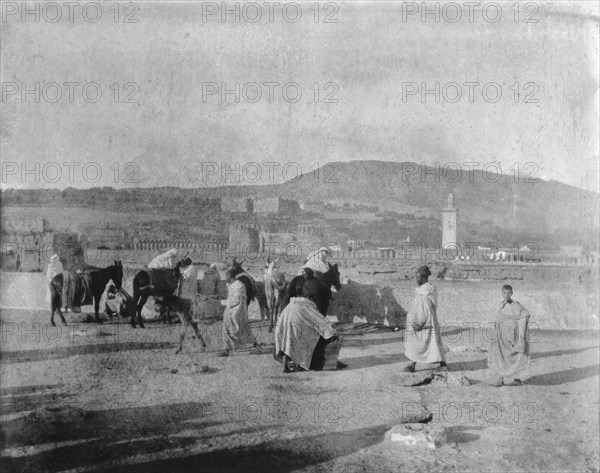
left=101, top=423, right=394, bottom=473
left=448, top=346, right=599, bottom=373
left=1, top=395, right=396, bottom=473
left=1, top=341, right=180, bottom=363
left=526, top=364, right=600, bottom=386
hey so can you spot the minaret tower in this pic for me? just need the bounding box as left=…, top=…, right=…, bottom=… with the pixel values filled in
left=442, top=193, right=458, bottom=248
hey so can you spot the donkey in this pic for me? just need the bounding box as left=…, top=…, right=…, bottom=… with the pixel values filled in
left=155, top=294, right=208, bottom=354
left=131, top=256, right=191, bottom=328
left=282, top=263, right=341, bottom=317
left=264, top=257, right=287, bottom=332
left=50, top=261, right=124, bottom=326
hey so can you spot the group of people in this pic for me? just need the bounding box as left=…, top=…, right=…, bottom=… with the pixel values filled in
left=402, top=265, right=532, bottom=386
left=142, top=246, right=337, bottom=363
left=218, top=247, right=337, bottom=360
left=48, top=246, right=532, bottom=385
left=272, top=249, right=532, bottom=385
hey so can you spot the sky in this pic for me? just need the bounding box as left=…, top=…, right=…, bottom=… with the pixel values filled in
left=1, top=1, right=598, bottom=191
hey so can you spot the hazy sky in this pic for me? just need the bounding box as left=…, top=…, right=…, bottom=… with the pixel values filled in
left=1, top=1, right=598, bottom=191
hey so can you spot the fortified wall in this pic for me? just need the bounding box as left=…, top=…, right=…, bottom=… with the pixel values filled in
left=253, top=197, right=301, bottom=215
left=221, top=197, right=253, bottom=213
left=221, top=196, right=299, bottom=215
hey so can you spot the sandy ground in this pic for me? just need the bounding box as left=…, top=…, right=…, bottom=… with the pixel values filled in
left=1, top=276, right=599, bottom=473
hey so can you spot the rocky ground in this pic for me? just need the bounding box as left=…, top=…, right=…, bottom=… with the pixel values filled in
left=1, top=285, right=598, bottom=473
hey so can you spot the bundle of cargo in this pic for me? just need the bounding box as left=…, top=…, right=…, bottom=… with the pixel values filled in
left=310, top=334, right=344, bottom=371
left=193, top=294, right=225, bottom=323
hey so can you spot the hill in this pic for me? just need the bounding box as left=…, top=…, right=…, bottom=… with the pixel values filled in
left=1, top=161, right=598, bottom=247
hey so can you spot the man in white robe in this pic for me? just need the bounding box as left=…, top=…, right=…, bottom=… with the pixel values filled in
left=486, top=285, right=531, bottom=386
left=402, top=265, right=447, bottom=372
left=219, top=269, right=259, bottom=357
left=148, top=248, right=177, bottom=269
left=275, top=297, right=337, bottom=371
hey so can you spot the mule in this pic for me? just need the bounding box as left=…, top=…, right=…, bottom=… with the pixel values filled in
left=49, top=261, right=124, bottom=326
left=282, top=263, right=341, bottom=317
left=131, top=257, right=191, bottom=328
left=155, top=294, right=207, bottom=354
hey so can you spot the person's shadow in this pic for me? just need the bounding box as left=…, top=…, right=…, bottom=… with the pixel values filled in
left=448, top=345, right=598, bottom=373
left=526, top=364, right=599, bottom=386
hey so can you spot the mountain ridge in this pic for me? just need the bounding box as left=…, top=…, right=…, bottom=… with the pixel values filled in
left=2, top=161, right=598, bottom=244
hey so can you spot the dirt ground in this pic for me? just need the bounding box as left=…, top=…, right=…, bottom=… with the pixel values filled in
left=1, top=278, right=599, bottom=473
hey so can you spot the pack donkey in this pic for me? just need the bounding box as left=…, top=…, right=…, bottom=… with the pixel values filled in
left=282, top=263, right=341, bottom=317
left=50, top=261, right=124, bottom=326
left=131, top=256, right=192, bottom=328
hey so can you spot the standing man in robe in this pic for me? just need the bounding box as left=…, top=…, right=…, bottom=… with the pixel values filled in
left=402, top=265, right=447, bottom=372
left=219, top=269, right=259, bottom=357
left=487, top=285, right=531, bottom=386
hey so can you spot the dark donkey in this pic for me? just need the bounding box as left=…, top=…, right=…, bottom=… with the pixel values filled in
left=282, top=263, right=341, bottom=316
left=50, top=260, right=124, bottom=326
left=131, top=257, right=191, bottom=328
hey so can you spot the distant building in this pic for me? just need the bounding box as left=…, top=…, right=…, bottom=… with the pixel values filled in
left=442, top=193, right=458, bottom=249
left=253, top=197, right=300, bottom=215
left=221, top=197, right=253, bottom=213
